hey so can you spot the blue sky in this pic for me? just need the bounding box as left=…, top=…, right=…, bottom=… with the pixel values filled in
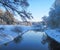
left=27, top=0, right=55, bottom=22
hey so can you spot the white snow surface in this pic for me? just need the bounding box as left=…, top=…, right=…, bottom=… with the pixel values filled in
left=45, top=28, right=60, bottom=43
left=0, top=25, right=32, bottom=45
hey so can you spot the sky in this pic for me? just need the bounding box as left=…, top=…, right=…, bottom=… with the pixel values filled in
left=27, top=0, right=55, bottom=22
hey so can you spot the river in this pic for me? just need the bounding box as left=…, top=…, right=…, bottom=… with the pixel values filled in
left=0, top=31, right=55, bottom=50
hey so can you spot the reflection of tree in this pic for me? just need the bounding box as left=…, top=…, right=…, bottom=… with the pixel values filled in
left=48, top=38, right=60, bottom=50
left=3, top=36, right=22, bottom=46
left=41, top=35, right=60, bottom=50
left=4, top=43, right=9, bottom=46
left=13, top=36, right=23, bottom=44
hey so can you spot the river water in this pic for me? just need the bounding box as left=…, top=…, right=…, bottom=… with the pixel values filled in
left=0, top=31, right=53, bottom=50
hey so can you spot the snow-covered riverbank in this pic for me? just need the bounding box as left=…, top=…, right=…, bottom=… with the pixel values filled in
left=0, top=25, right=42, bottom=45
left=0, top=25, right=31, bottom=45
left=45, top=28, right=60, bottom=43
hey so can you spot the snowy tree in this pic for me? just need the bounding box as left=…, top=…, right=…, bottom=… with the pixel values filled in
left=0, top=0, right=33, bottom=24
left=0, top=11, right=15, bottom=24
left=42, top=0, right=60, bottom=29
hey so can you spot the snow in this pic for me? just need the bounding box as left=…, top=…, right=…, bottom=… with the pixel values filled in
left=0, top=25, right=42, bottom=45
left=0, top=25, right=32, bottom=45
left=45, top=28, right=60, bottom=43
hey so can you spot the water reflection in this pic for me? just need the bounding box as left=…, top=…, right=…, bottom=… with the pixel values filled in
left=13, top=36, right=23, bottom=44
left=3, top=35, right=23, bottom=46
left=0, top=31, right=60, bottom=50
left=42, top=35, right=60, bottom=50
left=0, top=31, right=48, bottom=50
